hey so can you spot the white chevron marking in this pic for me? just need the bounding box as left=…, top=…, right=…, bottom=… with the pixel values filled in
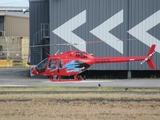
left=53, top=10, right=86, bottom=51
left=128, top=10, right=160, bottom=53
left=90, top=10, right=123, bottom=54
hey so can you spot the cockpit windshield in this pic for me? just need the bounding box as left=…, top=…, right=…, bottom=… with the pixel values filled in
left=36, top=58, right=48, bottom=73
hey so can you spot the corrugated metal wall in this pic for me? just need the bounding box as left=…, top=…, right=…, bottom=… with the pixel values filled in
left=30, top=0, right=160, bottom=70
left=128, top=0, right=160, bottom=70
left=49, top=0, right=160, bottom=70
left=29, top=0, right=49, bottom=65
left=5, top=15, right=29, bottom=37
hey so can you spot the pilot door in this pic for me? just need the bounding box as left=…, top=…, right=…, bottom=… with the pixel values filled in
left=48, top=59, right=63, bottom=73
left=48, top=59, right=57, bottom=70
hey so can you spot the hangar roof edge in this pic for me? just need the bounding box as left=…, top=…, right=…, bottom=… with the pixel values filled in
left=0, top=13, right=29, bottom=18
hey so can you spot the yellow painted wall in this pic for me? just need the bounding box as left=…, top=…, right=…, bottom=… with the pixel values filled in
left=0, top=60, right=13, bottom=67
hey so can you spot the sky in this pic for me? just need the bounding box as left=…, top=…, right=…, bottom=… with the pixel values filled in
left=0, top=0, right=29, bottom=7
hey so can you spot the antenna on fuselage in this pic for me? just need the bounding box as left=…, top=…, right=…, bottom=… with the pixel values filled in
left=55, top=50, right=59, bottom=55
left=46, top=52, right=51, bottom=57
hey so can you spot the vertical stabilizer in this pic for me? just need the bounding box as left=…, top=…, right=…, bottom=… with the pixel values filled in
left=141, top=44, right=156, bottom=69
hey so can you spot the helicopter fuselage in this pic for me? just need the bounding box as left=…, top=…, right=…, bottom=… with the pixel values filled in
left=32, top=44, right=156, bottom=81
left=32, top=51, right=94, bottom=77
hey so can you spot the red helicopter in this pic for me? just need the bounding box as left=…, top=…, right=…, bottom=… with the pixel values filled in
left=32, top=44, right=156, bottom=82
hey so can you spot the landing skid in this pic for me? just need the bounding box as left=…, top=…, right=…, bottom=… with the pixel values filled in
left=49, top=75, right=84, bottom=82
left=49, top=79, right=82, bottom=82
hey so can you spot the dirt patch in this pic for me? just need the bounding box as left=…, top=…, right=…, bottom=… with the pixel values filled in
left=0, top=94, right=160, bottom=120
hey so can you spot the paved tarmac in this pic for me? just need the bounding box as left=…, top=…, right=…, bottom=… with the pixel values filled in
left=0, top=68, right=160, bottom=88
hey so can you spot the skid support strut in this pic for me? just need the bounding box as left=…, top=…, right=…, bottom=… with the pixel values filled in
left=49, top=75, right=83, bottom=82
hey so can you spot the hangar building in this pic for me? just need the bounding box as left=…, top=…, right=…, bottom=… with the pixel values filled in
left=29, top=0, right=160, bottom=78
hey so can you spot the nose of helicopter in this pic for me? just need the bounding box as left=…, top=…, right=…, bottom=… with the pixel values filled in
left=32, top=68, right=38, bottom=75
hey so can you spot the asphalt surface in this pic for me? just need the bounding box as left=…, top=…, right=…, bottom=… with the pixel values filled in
left=0, top=68, right=160, bottom=88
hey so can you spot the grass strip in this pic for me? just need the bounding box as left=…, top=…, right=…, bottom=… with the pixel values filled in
left=0, top=86, right=160, bottom=92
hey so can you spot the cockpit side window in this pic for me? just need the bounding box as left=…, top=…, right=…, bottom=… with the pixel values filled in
left=49, top=60, right=56, bottom=70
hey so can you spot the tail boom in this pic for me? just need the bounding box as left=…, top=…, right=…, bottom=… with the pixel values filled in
left=92, top=44, right=156, bottom=70
left=93, top=56, right=146, bottom=64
